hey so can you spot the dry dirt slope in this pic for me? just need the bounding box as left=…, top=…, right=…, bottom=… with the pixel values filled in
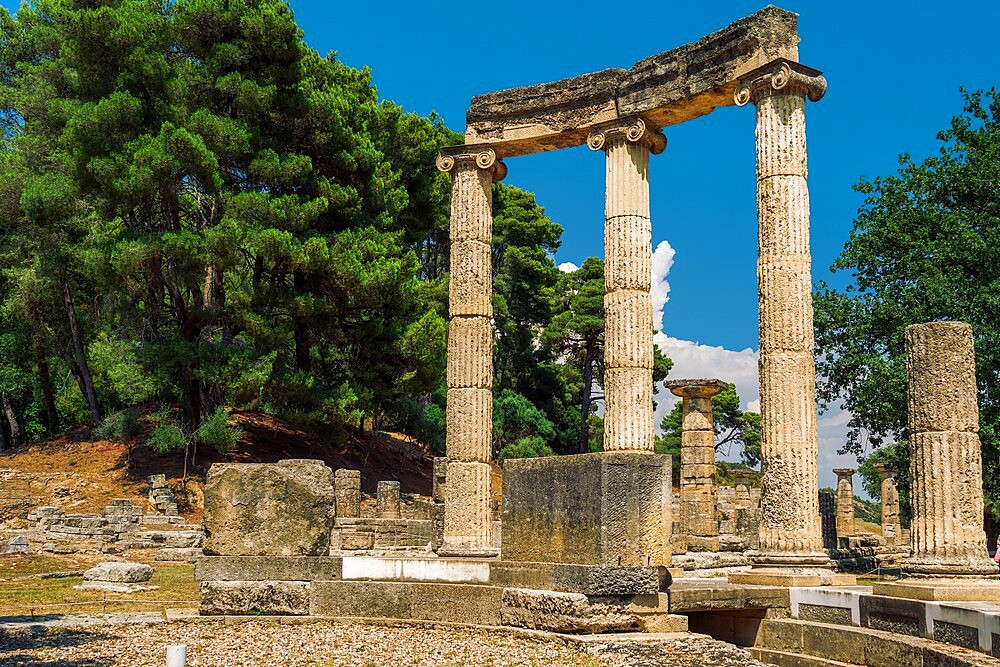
left=0, top=411, right=434, bottom=525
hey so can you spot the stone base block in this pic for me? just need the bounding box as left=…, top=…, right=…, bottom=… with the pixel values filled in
left=195, top=556, right=343, bottom=582
left=155, top=547, right=204, bottom=563
left=728, top=568, right=857, bottom=587
left=502, top=451, right=671, bottom=566
left=310, top=581, right=502, bottom=625
left=873, top=578, right=1000, bottom=602
left=489, top=561, right=664, bottom=595
left=199, top=581, right=310, bottom=616
left=499, top=588, right=643, bottom=633
left=686, top=535, right=721, bottom=552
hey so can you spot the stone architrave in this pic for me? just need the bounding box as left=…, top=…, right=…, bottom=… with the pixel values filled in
left=873, top=322, right=999, bottom=600
left=665, top=378, right=728, bottom=552
left=874, top=464, right=900, bottom=546
left=833, top=468, right=856, bottom=541
left=727, top=60, right=849, bottom=587
left=588, top=117, right=665, bottom=453
left=436, top=146, right=506, bottom=557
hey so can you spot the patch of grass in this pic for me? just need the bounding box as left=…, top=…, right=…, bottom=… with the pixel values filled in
left=0, top=560, right=197, bottom=616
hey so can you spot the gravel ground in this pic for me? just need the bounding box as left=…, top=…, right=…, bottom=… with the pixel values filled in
left=0, top=620, right=771, bottom=667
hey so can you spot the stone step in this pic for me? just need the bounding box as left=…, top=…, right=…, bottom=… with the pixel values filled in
left=750, top=648, right=859, bottom=667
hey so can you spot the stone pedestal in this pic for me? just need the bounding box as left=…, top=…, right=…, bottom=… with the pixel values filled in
left=874, top=464, right=900, bottom=547
left=875, top=322, right=996, bottom=600
left=727, top=60, right=850, bottom=586
left=334, top=469, right=361, bottom=519
left=501, top=452, right=672, bottom=567
left=665, top=379, right=728, bottom=552
left=834, top=468, right=856, bottom=542
left=588, top=117, right=665, bottom=453
left=436, top=146, right=506, bottom=557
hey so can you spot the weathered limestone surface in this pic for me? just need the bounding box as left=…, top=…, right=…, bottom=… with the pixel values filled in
left=902, top=322, right=994, bottom=577
left=875, top=465, right=901, bottom=546
left=334, top=469, right=360, bottom=519
left=199, top=580, right=310, bottom=616
left=502, top=452, right=671, bottom=567
left=834, top=468, right=856, bottom=540
left=667, top=379, right=728, bottom=552
left=195, top=556, right=342, bottom=582
left=465, top=7, right=799, bottom=156
left=499, top=588, right=643, bottom=633
left=83, top=562, right=153, bottom=583
left=202, top=459, right=335, bottom=557
left=439, top=461, right=493, bottom=556
left=735, top=60, right=830, bottom=575
left=592, top=118, right=663, bottom=453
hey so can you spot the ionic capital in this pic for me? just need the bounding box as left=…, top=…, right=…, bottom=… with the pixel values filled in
left=734, top=58, right=827, bottom=107
left=436, top=146, right=507, bottom=182
left=587, top=117, right=666, bottom=155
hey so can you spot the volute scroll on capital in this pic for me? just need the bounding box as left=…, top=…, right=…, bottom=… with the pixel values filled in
left=734, top=58, right=827, bottom=107
left=435, top=146, right=508, bottom=182
left=587, top=117, right=667, bottom=155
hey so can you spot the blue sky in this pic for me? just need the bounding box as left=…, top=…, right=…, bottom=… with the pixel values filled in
left=4, top=1, right=997, bottom=488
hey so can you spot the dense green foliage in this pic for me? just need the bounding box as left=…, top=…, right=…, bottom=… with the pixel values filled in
left=814, top=89, right=1000, bottom=522
left=0, top=0, right=677, bottom=463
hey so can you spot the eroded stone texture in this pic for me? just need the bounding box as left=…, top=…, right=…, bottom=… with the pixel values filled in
left=203, top=459, right=335, bottom=557
left=439, top=461, right=494, bottom=556
left=446, top=317, right=492, bottom=390
left=499, top=588, right=643, bottom=633
left=199, top=580, right=310, bottom=616
left=875, top=465, right=900, bottom=546
left=903, top=322, right=994, bottom=577
left=334, top=469, right=360, bottom=519
left=502, top=452, right=671, bottom=567
left=834, top=468, right=856, bottom=540
left=377, top=481, right=402, bottom=519
left=444, top=388, right=492, bottom=463
left=465, top=7, right=799, bottom=157
left=590, top=118, right=662, bottom=453
left=667, top=379, right=728, bottom=552
left=734, top=61, right=829, bottom=573
left=83, top=562, right=153, bottom=583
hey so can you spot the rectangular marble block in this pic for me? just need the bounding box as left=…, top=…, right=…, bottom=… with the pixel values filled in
left=501, top=452, right=671, bottom=567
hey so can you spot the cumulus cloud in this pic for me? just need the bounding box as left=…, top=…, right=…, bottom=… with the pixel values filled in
left=650, top=240, right=675, bottom=332
left=557, top=261, right=579, bottom=273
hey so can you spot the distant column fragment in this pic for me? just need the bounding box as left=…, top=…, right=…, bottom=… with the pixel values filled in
left=833, top=468, right=856, bottom=542
left=874, top=464, right=900, bottom=547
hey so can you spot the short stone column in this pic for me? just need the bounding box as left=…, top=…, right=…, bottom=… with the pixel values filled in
left=834, top=468, right=856, bottom=541
left=874, top=322, right=999, bottom=599
left=733, top=470, right=754, bottom=510
left=588, top=117, right=665, bottom=453
left=334, top=469, right=361, bottom=519
left=874, top=464, right=900, bottom=546
left=666, top=379, right=728, bottom=552
left=376, top=480, right=401, bottom=519
left=436, top=146, right=506, bottom=557
left=729, top=60, right=845, bottom=586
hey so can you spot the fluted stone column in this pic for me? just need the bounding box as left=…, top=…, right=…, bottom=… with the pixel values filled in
left=834, top=468, right=856, bottom=541
left=729, top=60, right=845, bottom=586
left=436, top=146, right=506, bottom=557
left=666, top=379, right=728, bottom=551
left=588, top=117, right=665, bottom=453
left=874, top=322, right=999, bottom=599
left=874, top=464, right=900, bottom=547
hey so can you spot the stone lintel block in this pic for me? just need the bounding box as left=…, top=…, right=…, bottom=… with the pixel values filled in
left=906, top=322, right=979, bottom=433
left=199, top=580, right=310, bottom=616
left=445, top=388, right=492, bottom=462
left=446, top=316, right=493, bottom=389
left=449, top=240, right=492, bottom=317
left=465, top=7, right=798, bottom=156
left=501, top=452, right=671, bottom=567
left=194, top=556, right=343, bottom=582
left=203, top=459, right=335, bottom=557
left=603, top=290, right=653, bottom=369
left=604, top=214, right=652, bottom=292
left=441, top=462, right=493, bottom=554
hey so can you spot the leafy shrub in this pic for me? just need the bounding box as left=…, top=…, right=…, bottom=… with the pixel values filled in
left=148, top=422, right=186, bottom=454
left=94, top=409, right=141, bottom=442
left=196, top=408, right=243, bottom=453
left=498, top=436, right=555, bottom=463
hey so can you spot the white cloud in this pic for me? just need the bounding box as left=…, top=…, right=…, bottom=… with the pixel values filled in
left=557, top=261, right=579, bottom=273
left=650, top=240, right=675, bottom=332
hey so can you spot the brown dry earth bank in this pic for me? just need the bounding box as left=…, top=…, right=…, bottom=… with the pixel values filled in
left=0, top=621, right=770, bottom=667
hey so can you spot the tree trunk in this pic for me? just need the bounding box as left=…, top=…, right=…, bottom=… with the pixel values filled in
left=2, top=392, right=22, bottom=447
left=0, top=411, right=8, bottom=451
left=579, top=344, right=595, bottom=454
left=34, top=335, right=59, bottom=435
left=60, top=272, right=101, bottom=423
left=143, top=254, right=164, bottom=343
